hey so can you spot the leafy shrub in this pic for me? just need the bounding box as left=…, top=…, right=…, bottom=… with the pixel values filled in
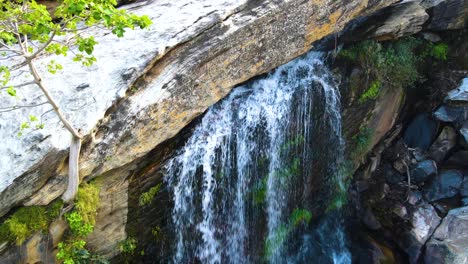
left=339, top=37, right=422, bottom=92
left=138, top=183, right=162, bottom=207
left=65, top=211, right=94, bottom=237
left=425, top=42, right=449, bottom=61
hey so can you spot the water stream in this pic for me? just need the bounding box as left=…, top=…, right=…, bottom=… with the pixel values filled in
left=164, top=52, right=350, bottom=263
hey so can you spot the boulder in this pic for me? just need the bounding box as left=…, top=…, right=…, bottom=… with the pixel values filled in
left=434, top=105, right=468, bottom=123
left=445, top=78, right=468, bottom=106
left=400, top=203, right=441, bottom=264
left=427, top=0, right=468, bottom=31
left=429, top=126, right=457, bottom=163
left=462, top=198, right=468, bottom=206
left=372, top=2, right=429, bottom=40
left=425, top=206, right=468, bottom=264
left=403, top=113, right=439, bottom=150
left=424, top=170, right=463, bottom=202
left=462, top=173, right=468, bottom=197
left=411, top=160, right=438, bottom=184
left=444, top=151, right=468, bottom=170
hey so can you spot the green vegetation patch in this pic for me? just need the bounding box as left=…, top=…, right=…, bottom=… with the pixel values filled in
left=0, top=200, right=65, bottom=245
left=359, top=80, right=381, bottom=104
left=339, top=37, right=423, bottom=99
left=75, top=182, right=100, bottom=225
left=138, top=183, right=162, bottom=207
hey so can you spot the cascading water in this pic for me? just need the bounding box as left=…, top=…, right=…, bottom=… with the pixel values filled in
left=165, top=51, right=351, bottom=263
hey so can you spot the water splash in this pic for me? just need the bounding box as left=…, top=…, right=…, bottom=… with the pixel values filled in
left=165, top=51, right=350, bottom=263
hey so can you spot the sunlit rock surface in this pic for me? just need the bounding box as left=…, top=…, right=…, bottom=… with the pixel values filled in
left=0, top=0, right=398, bottom=218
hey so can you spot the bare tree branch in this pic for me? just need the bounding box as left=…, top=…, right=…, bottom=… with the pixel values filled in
left=0, top=102, right=49, bottom=113
left=0, top=80, right=36, bottom=90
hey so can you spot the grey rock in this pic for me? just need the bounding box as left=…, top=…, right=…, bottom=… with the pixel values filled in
left=462, top=197, right=468, bottom=206
left=76, top=83, right=90, bottom=91
left=372, top=2, right=429, bottom=40
left=444, top=151, right=468, bottom=170
left=408, top=191, right=423, bottom=206
left=422, top=32, right=442, bottom=42
left=446, top=78, right=468, bottom=105
left=429, top=126, right=457, bottom=163
left=400, top=203, right=441, bottom=264
left=425, top=206, right=468, bottom=264
left=460, top=120, right=468, bottom=142
left=462, top=174, right=468, bottom=197
left=427, top=0, right=468, bottom=31
left=362, top=207, right=382, bottom=230
left=434, top=105, right=468, bottom=122
left=411, top=160, right=438, bottom=184
left=424, top=170, right=463, bottom=202
left=404, top=113, right=438, bottom=150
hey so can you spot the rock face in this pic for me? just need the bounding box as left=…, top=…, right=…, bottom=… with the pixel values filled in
left=425, top=206, right=468, bottom=264
left=0, top=0, right=402, bottom=261
left=0, top=0, right=399, bottom=219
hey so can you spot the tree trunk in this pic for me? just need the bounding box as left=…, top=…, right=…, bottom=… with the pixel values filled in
left=62, top=136, right=82, bottom=203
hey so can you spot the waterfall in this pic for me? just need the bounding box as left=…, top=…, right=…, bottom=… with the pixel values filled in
left=165, top=52, right=350, bottom=263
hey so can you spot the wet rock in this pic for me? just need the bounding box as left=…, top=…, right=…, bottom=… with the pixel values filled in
left=444, top=151, right=468, bottom=170
left=434, top=105, right=468, bottom=122
left=429, top=126, right=457, bottom=163
left=424, top=170, right=463, bottom=202
left=462, top=174, right=468, bottom=197
left=408, top=191, right=423, bottom=206
left=427, top=0, right=468, bottom=31
left=400, top=203, right=441, bottom=264
left=393, top=204, right=408, bottom=219
left=445, top=78, right=468, bottom=105
left=462, top=197, right=468, bottom=206
left=403, top=113, right=438, bottom=150
left=425, top=206, right=468, bottom=264
left=460, top=120, right=468, bottom=142
left=421, top=32, right=442, bottom=42
left=362, top=207, right=382, bottom=230
left=411, top=160, right=438, bottom=184
left=384, top=163, right=405, bottom=184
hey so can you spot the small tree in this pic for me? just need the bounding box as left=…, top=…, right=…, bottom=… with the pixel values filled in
left=0, top=0, right=151, bottom=202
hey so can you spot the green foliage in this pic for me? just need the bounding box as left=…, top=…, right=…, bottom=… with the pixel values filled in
left=0, top=0, right=152, bottom=69
left=65, top=211, right=94, bottom=237
left=339, top=37, right=422, bottom=90
left=118, top=237, right=137, bottom=255
left=47, top=199, right=65, bottom=219
left=0, top=206, right=50, bottom=245
left=57, top=183, right=107, bottom=263
left=424, top=42, right=449, bottom=61
left=75, top=182, right=100, bottom=225
left=289, top=208, right=312, bottom=227
left=138, top=183, right=162, bottom=207
left=57, top=239, right=109, bottom=264
left=358, top=80, right=381, bottom=104
left=151, top=226, right=162, bottom=241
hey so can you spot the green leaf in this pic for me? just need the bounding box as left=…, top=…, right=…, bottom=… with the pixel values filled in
left=6, top=86, right=16, bottom=97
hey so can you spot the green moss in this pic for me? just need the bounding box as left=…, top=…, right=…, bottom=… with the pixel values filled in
left=289, top=208, right=312, bottom=227
left=47, top=199, right=64, bottom=219
left=423, top=42, right=449, bottom=61
left=359, top=80, right=381, bottom=103
left=252, top=176, right=268, bottom=205
left=138, top=183, right=162, bottom=207
left=0, top=206, right=49, bottom=245
left=75, top=182, right=100, bottom=225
